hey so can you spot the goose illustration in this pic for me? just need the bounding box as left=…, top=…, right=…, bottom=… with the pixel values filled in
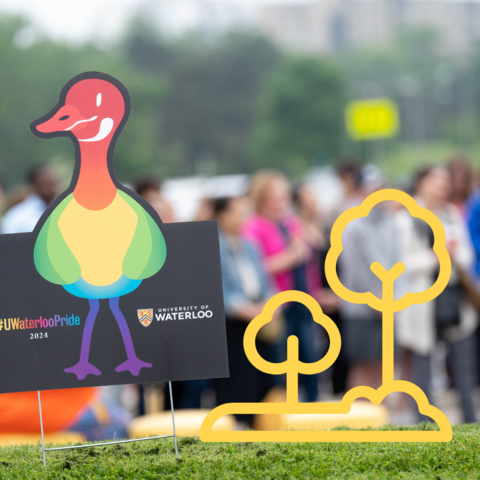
left=30, top=72, right=167, bottom=380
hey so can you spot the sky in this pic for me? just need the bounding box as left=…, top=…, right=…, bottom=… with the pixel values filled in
left=0, top=0, right=311, bottom=44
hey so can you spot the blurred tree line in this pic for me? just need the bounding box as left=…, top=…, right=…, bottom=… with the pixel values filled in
left=0, top=15, right=344, bottom=189
left=340, top=26, right=480, bottom=163
left=1, top=13, right=479, bottom=191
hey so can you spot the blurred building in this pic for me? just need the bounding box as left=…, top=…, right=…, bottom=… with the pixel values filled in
left=138, top=0, right=256, bottom=38
left=259, top=0, right=480, bottom=56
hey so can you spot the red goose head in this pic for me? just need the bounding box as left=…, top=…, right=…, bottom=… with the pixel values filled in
left=31, top=74, right=128, bottom=145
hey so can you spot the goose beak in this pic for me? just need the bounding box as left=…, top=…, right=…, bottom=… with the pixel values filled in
left=34, top=105, right=96, bottom=134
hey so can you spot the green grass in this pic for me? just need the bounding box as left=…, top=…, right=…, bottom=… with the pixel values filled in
left=1, top=424, right=478, bottom=479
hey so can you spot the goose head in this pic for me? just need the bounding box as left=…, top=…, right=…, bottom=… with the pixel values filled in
left=31, top=75, right=128, bottom=144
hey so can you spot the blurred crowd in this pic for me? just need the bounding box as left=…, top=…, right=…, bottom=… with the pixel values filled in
left=0, top=156, right=480, bottom=437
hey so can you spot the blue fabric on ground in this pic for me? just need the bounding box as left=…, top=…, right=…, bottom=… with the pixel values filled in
left=67, top=397, right=131, bottom=441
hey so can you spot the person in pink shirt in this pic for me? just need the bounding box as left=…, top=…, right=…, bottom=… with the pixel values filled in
left=243, top=170, right=322, bottom=401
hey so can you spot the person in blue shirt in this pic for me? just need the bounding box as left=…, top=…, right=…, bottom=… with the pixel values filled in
left=466, top=193, right=480, bottom=279
left=214, top=195, right=281, bottom=428
left=449, top=157, right=480, bottom=279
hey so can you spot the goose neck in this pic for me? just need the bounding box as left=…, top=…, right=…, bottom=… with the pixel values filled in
left=73, top=142, right=117, bottom=211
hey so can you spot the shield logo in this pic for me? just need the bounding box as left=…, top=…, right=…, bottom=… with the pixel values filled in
left=137, top=309, right=153, bottom=327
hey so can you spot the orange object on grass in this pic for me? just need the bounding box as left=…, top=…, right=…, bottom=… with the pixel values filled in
left=0, top=388, right=96, bottom=433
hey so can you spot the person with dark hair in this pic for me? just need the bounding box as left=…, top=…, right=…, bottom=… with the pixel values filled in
left=134, top=177, right=174, bottom=223
left=135, top=179, right=162, bottom=200
left=214, top=195, right=279, bottom=428
left=336, top=157, right=361, bottom=181
left=327, top=157, right=364, bottom=233
left=448, top=156, right=472, bottom=214
left=335, top=157, right=363, bottom=210
left=1, top=165, right=58, bottom=233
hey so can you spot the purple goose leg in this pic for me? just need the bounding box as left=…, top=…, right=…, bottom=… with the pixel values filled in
left=64, top=299, right=101, bottom=380
left=109, top=297, right=152, bottom=375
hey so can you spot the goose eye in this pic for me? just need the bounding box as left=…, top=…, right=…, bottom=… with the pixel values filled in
left=96, top=93, right=102, bottom=107
left=59, top=115, right=70, bottom=121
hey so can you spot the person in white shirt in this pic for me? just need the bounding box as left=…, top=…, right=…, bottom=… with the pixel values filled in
left=1, top=165, right=58, bottom=234
left=396, top=165, right=477, bottom=423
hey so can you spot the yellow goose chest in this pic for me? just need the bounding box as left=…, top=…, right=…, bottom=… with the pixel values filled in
left=58, top=193, right=137, bottom=286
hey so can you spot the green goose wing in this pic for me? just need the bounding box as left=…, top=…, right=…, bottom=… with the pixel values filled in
left=33, top=194, right=81, bottom=285
left=118, top=190, right=167, bottom=280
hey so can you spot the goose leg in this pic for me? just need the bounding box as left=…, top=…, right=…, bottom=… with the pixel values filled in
left=64, top=299, right=102, bottom=380
left=109, top=297, right=152, bottom=376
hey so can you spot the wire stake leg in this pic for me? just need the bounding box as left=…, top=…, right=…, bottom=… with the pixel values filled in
left=38, top=390, right=46, bottom=468
left=37, top=384, right=179, bottom=464
left=169, top=381, right=178, bottom=459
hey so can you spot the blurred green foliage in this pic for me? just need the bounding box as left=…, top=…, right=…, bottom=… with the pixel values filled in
left=0, top=14, right=346, bottom=190
left=159, top=30, right=280, bottom=176
left=1, top=14, right=480, bottom=192
left=251, top=56, right=345, bottom=176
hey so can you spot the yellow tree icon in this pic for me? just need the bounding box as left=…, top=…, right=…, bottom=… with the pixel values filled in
left=201, top=189, right=453, bottom=442
left=325, top=189, right=452, bottom=441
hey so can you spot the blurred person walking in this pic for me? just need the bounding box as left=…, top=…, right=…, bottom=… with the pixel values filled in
left=214, top=196, right=279, bottom=428
left=339, top=165, right=401, bottom=390
left=396, top=166, right=478, bottom=423
left=243, top=171, right=322, bottom=402
left=1, top=165, right=58, bottom=233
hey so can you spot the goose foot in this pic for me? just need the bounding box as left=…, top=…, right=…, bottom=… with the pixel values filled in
left=64, top=362, right=101, bottom=380
left=115, top=358, right=152, bottom=376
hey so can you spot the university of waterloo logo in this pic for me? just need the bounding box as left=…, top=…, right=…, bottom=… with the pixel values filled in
left=137, top=309, right=153, bottom=327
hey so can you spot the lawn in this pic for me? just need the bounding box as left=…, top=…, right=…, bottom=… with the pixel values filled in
left=0, top=424, right=478, bottom=479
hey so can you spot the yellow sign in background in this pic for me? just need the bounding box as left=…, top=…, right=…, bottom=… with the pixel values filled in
left=346, top=98, right=399, bottom=140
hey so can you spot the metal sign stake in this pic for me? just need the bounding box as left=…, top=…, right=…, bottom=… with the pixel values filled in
left=37, top=382, right=179, bottom=467
left=169, top=381, right=178, bottom=459
left=37, top=390, right=46, bottom=468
